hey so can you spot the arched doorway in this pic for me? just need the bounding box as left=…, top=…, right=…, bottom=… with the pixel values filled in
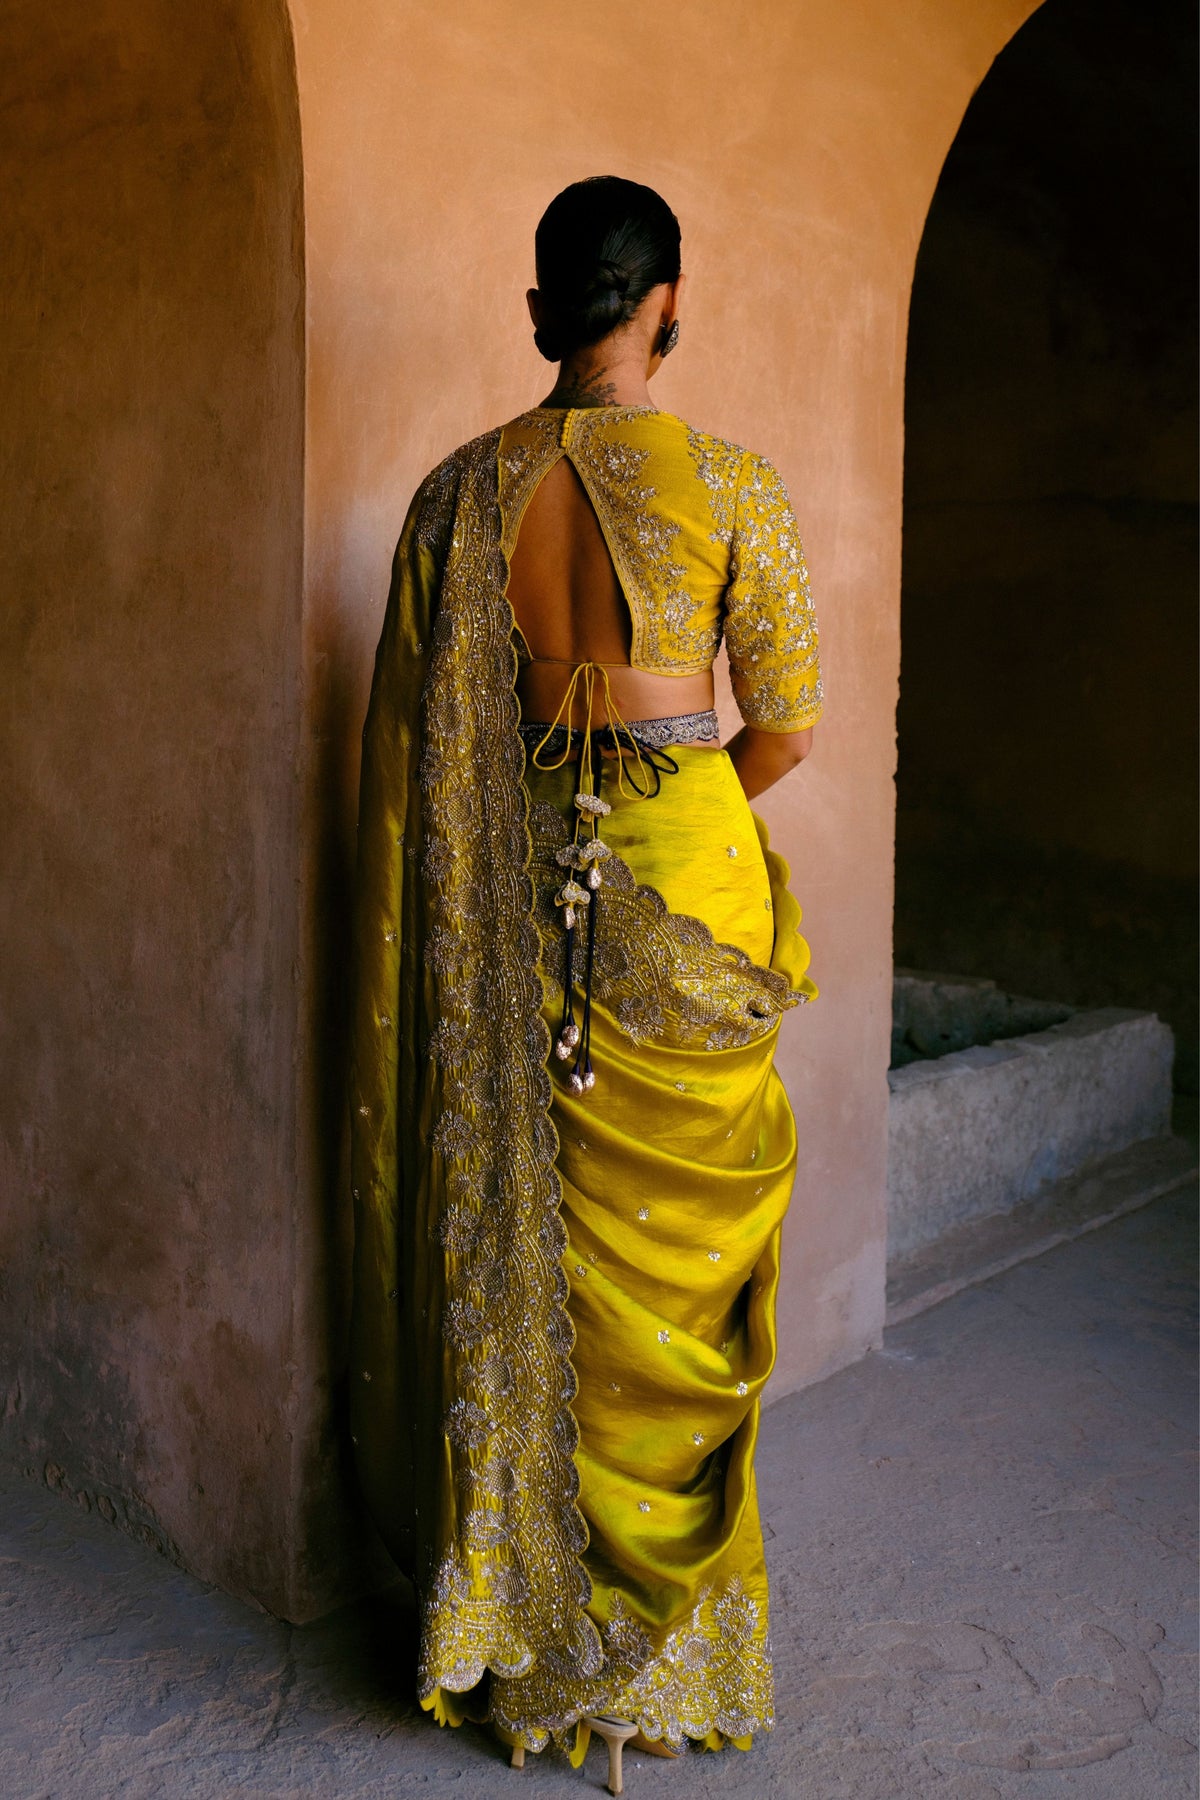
left=896, top=0, right=1198, bottom=1092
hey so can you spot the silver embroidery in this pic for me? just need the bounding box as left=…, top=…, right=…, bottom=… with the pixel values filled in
left=518, top=709, right=720, bottom=756
left=724, top=453, right=822, bottom=730
left=528, top=802, right=807, bottom=1053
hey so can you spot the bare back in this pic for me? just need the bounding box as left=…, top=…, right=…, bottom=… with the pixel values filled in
left=506, top=454, right=716, bottom=730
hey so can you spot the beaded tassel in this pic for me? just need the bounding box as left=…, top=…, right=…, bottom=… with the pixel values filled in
left=573, top=857, right=599, bottom=1093
left=526, top=661, right=661, bottom=1100
left=554, top=902, right=581, bottom=1062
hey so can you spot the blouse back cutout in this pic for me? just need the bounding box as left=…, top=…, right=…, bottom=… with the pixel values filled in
left=498, top=405, right=823, bottom=735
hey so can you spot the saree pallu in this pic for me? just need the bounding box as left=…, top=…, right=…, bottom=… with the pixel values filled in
left=348, top=427, right=818, bottom=1758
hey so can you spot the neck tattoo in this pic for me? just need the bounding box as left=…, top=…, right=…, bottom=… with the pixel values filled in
left=541, top=365, right=621, bottom=409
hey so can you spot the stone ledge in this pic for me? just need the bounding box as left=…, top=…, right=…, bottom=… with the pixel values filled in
left=888, top=1005, right=1174, bottom=1260
left=886, top=1132, right=1198, bottom=1325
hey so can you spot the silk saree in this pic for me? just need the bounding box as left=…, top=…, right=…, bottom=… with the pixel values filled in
left=349, top=405, right=823, bottom=1756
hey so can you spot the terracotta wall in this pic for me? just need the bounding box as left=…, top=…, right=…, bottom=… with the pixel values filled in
left=897, top=0, right=1198, bottom=1087
left=291, top=0, right=1043, bottom=1410
left=0, top=0, right=322, bottom=1617
left=1, top=0, right=1044, bottom=1626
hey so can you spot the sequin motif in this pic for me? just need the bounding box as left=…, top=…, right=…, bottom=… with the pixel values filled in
left=489, top=1580, right=774, bottom=1752
left=496, top=408, right=823, bottom=724
left=400, top=429, right=603, bottom=1704
left=529, top=802, right=808, bottom=1054
left=518, top=711, right=720, bottom=757
left=724, top=453, right=823, bottom=731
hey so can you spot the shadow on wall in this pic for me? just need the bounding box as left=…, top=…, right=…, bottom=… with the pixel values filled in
left=0, top=0, right=372, bottom=1622
left=896, top=0, right=1199, bottom=1089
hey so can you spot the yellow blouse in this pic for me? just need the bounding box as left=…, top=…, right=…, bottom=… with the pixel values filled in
left=498, top=406, right=823, bottom=733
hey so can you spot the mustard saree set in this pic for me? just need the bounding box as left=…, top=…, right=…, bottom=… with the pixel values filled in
left=349, top=403, right=823, bottom=1761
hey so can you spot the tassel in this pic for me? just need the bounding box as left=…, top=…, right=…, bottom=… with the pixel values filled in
left=555, top=917, right=578, bottom=1060
left=537, top=665, right=678, bottom=1099
left=569, top=845, right=600, bottom=1094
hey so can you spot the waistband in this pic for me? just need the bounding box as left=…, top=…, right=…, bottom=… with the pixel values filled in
left=518, top=708, right=720, bottom=755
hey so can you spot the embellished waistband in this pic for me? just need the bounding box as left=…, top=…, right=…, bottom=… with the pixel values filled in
left=519, top=708, right=720, bottom=755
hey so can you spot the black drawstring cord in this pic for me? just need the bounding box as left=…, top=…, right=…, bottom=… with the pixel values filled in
left=553, top=725, right=593, bottom=1080
left=571, top=752, right=603, bottom=1093
left=604, top=724, right=679, bottom=797
left=555, top=912, right=579, bottom=1064
left=552, top=720, right=681, bottom=1097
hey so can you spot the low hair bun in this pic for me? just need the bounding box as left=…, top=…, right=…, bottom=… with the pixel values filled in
left=575, top=273, right=627, bottom=341
left=534, top=176, right=681, bottom=362
left=591, top=259, right=631, bottom=296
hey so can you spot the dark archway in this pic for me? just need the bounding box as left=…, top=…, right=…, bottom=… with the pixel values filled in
left=896, top=0, right=1198, bottom=1089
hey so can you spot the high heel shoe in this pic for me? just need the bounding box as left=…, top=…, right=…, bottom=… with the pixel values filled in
left=580, top=1714, right=639, bottom=1796
left=492, top=1720, right=538, bottom=1769
left=630, top=1729, right=680, bottom=1759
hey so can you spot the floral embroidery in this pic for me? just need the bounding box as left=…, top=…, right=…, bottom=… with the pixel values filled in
left=490, top=1580, right=774, bottom=1751
left=685, top=425, right=744, bottom=548
left=494, top=408, right=822, bottom=692
left=528, top=802, right=808, bottom=1053
left=580, top=424, right=703, bottom=668
left=497, top=410, right=561, bottom=564
left=412, top=455, right=459, bottom=555
left=724, top=453, right=823, bottom=732
left=409, top=427, right=603, bottom=1705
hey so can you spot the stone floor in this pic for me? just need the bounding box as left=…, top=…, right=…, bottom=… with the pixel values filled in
left=2, top=1183, right=1196, bottom=1800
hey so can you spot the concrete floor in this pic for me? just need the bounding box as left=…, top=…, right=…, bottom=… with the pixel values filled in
left=2, top=1184, right=1195, bottom=1800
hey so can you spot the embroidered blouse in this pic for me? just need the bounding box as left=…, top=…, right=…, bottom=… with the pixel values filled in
left=498, top=406, right=823, bottom=734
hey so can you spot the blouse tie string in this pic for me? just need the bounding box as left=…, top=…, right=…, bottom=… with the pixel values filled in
left=527, top=661, right=681, bottom=1097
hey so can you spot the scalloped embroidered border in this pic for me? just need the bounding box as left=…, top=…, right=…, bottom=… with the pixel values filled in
left=414, top=428, right=601, bottom=1700
left=527, top=799, right=808, bottom=1053
left=488, top=1575, right=774, bottom=1752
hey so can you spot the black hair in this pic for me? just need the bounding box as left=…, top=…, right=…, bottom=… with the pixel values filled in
left=533, top=175, right=681, bottom=362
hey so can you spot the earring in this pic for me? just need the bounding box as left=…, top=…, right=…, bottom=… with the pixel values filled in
left=658, top=319, right=680, bottom=358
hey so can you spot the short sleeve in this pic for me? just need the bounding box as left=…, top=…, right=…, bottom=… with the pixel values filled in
left=723, top=451, right=823, bottom=732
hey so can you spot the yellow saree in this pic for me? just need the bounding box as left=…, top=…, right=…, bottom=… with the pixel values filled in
left=349, top=406, right=822, bottom=1756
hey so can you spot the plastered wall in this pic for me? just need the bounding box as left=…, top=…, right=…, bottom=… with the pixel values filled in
left=289, top=0, right=1043, bottom=1411
left=0, top=0, right=322, bottom=1617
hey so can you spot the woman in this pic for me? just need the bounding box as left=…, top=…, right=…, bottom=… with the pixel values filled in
left=348, top=176, right=823, bottom=1787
